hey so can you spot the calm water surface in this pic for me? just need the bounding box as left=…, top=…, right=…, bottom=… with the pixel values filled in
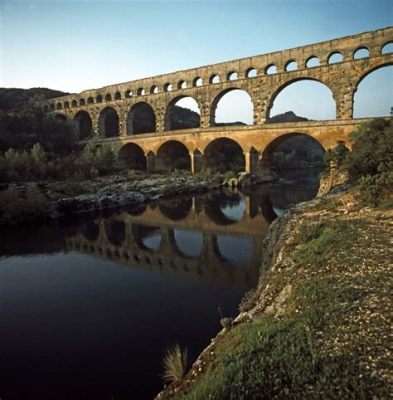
left=0, top=175, right=319, bottom=400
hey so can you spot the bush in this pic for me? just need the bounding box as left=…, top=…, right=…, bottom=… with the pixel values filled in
left=324, top=140, right=349, bottom=167
left=162, top=344, right=188, bottom=384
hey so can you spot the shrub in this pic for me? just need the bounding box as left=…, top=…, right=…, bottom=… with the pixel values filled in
left=162, top=344, right=188, bottom=384
left=324, top=140, right=349, bottom=168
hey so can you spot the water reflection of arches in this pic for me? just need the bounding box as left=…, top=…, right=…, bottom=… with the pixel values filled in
left=158, top=198, right=192, bottom=221
left=132, top=224, right=161, bottom=251
left=204, top=192, right=245, bottom=225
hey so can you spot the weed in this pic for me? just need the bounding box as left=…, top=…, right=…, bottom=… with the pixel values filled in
left=162, top=344, right=188, bottom=384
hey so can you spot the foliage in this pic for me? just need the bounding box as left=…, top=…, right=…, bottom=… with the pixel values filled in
left=162, top=344, right=188, bottom=384
left=324, top=140, right=349, bottom=167
left=358, top=171, right=393, bottom=206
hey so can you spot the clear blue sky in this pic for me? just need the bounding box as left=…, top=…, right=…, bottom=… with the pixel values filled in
left=1, top=0, right=392, bottom=120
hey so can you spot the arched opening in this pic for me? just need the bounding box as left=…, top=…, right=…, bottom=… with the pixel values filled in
left=126, top=102, right=156, bottom=135
left=133, top=224, right=162, bottom=251
left=79, top=98, right=86, bottom=106
left=114, top=92, right=121, bottom=100
left=156, top=140, right=190, bottom=172
left=261, top=133, right=326, bottom=180
left=328, top=51, right=343, bottom=64
left=159, top=198, right=192, bottom=221
left=96, top=95, right=103, bottom=103
left=71, top=100, right=77, bottom=107
left=178, top=80, right=187, bottom=89
left=49, top=104, right=55, bottom=111
left=246, top=67, right=257, bottom=78
left=204, top=192, right=244, bottom=225
left=285, top=60, right=297, bottom=72
left=81, top=221, right=99, bottom=241
left=353, top=65, right=393, bottom=117
left=98, top=107, right=119, bottom=137
left=104, top=94, right=112, bottom=102
left=173, top=230, right=203, bottom=258
left=64, top=101, right=70, bottom=109
left=125, top=90, right=132, bottom=98
left=209, top=74, right=220, bottom=84
left=353, top=47, right=369, bottom=59
left=306, top=56, right=320, bottom=68
left=74, top=111, right=93, bottom=140
left=87, top=97, right=94, bottom=104
left=216, top=236, right=252, bottom=266
left=193, top=77, right=203, bottom=87
left=165, top=96, right=200, bottom=131
left=211, top=89, right=254, bottom=126
left=55, top=114, right=67, bottom=122
left=150, top=85, right=158, bottom=94
left=268, top=78, right=336, bottom=121
left=265, top=64, right=277, bottom=75
left=105, top=220, right=125, bottom=246
left=137, top=88, right=145, bottom=96
left=118, top=143, right=147, bottom=170
left=204, top=138, right=245, bottom=173
left=381, top=42, right=393, bottom=54
left=164, top=83, right=173, bottom=92
left=56, top=102, right=62, bottom=110
left=227, top=71, right=238, bottom=81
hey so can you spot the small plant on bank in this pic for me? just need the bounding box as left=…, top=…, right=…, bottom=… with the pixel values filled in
left=162, top=344, right=188, bottom=384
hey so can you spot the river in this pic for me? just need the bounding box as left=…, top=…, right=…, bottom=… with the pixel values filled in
left=0, top=173, right=320, bottom=400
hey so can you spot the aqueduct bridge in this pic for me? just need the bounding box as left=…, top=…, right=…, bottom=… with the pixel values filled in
left=45, top=26, right=393, bottom=174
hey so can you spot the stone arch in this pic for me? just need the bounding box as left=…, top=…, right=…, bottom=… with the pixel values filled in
left=353, top=63, right=393, bottom=117
left=74, top=110, right=93, bottom=140
left=96, top=95, right=103, bottom=103
left=193, top=77, right=203, bottom=87
left=210, top=88, right=254, bottom=126
left=56, top=102, right=62, bottom=110
left=118, top=143, right=147, bottom=170
left=132, top=224, right=162, bottom=251
left=381, top=41, right=393, bottom=54
left=328, top=51, right=343, bottom=64
left=125, top=90, right=132, bottom=98
left=261, top=132, right=326, bottom=168
left=150, top=85, right=159, bottom=94
left=105, top=93, right=112, bottom=102
left=203, top=137, right=245, bottom=173
left=137, top=88, right=145, bottom=96
left=285, top=60, right=297, bottom=72
left=126, top=102, right=156, bottom=135
left=156, top=140, right=191, bottom=172
left=267, top=77, right=335, bottom=121
left=173, top=230, right=203, bottom=259
left=178, top=80, right=187, bottom=89
left=164, top=95, right=200, bottom=131
left=98, top=107, right=119, bottom=137
left=159, top=198, right=192, bottom=221
left=64, top=101, right=70, bottom=109
left=54, top=113, right=67, bottom=121
left=246, top=67, right=257, bottom=78
left=71, top=100, right=77, bottom=107
left=209, top=74, right=220, bottom=84
left=49, top=103, right=55, bottom=111
left=87, top=97, right=94, bottom=104
left=114, top=91, right=121, bottom=100
left=79, top=98, right=86, bottom=106
left=265, top=64, right=278, bottom=74
left=227, top=71, right=238, bottom=81
left=306, top=56, right=320, bottom=68
left=164, top=83, right=173, bottom=92
left=353, top=47, right=369, bottom=59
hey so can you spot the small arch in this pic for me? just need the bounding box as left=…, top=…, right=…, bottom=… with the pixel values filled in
left=56, top=102, right=62, bottom=110
left=178, top=80, right=187, bottom=89
left=79, top=98, right=86, bottom=106
left=203, top=138, right=245, bottom=173
left=285, top=60, right=297, bottom=72
left=71, top=100, right=78, bottom=107
left=126, top=102, right=156, bottom=135
left=105, top=93, right=112, bottom=102
left=173, top=230, right=203, bottom=258
left=118, top=143, right=147, bottom=170
left=137, top=88, right=145, bottom=96
left=114, top=92, right=121, bottom=100
left=211, top=88, right=254, bottom=126
left=156, top=140, right=191, bottom=172
left=87, top=97, right=94, bottom=104
left=49, top=103, right=55, bottom=111
left=96, top=94, right=103, bottom=103
left=246, top=67, right=257, bottom=78
left=227, top=71, right=238, bottom=81
left=193, top=77, right=203, bottom=87
left=328, top=51, right=343, bottom=64
left=55, top=113, right=67, bottom=121
left=159, top=199, right=192, bottom=221
left=125, top=89, right=132, bottom=98
left=164, top=96, right=200, bottom=131
left=74, top=110, right=93, bottom=140
left=164, top=83, right=173, bottom=92
left=265, top=64, right=278, bottom=75
left=381, top=42, right=393, bottom=54
left=98, top=107, right=119, bottom=137
left=353, top=47, right=369, bottom=59
left=150, top=85, right=159, bottom=94
left=64, top=101, right=70, bottom=109
left=209, top=74, right=220, bottom=84
left=306, top=56, right=320, bottom=68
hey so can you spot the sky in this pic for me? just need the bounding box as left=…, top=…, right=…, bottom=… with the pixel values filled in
left=1, top=0, right=392, bottom=121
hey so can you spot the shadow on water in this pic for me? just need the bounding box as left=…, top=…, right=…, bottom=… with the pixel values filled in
left=0, top=174, right=319, bottom=400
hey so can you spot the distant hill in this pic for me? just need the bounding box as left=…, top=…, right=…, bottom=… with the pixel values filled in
left=0, top=88, right=69, bottom=111
left=268, top=111, right=308, bottom=123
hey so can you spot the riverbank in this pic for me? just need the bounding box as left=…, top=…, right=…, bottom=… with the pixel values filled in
left=156, top=185, right=392, bottom=399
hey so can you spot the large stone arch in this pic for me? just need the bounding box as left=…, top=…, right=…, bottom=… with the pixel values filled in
left=118, top=143, right=147, bottom=170
left=74, top=110, right=93, bottom=140
left=203, top=137, right=245, bottom=173
left=210, top=87, right=254, bottom=126
left=98, top=107, right=119, bottom=137
left=126, top=102, right=156, bottom=135
left=267, top=77, right=336, bottom=120
left=164, top=95, right=201, bottom=131
left=156, top=140, right=191, bottom=172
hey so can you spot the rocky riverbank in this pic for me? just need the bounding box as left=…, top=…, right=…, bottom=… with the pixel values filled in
left=156, top=185, right=392, bottom=399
